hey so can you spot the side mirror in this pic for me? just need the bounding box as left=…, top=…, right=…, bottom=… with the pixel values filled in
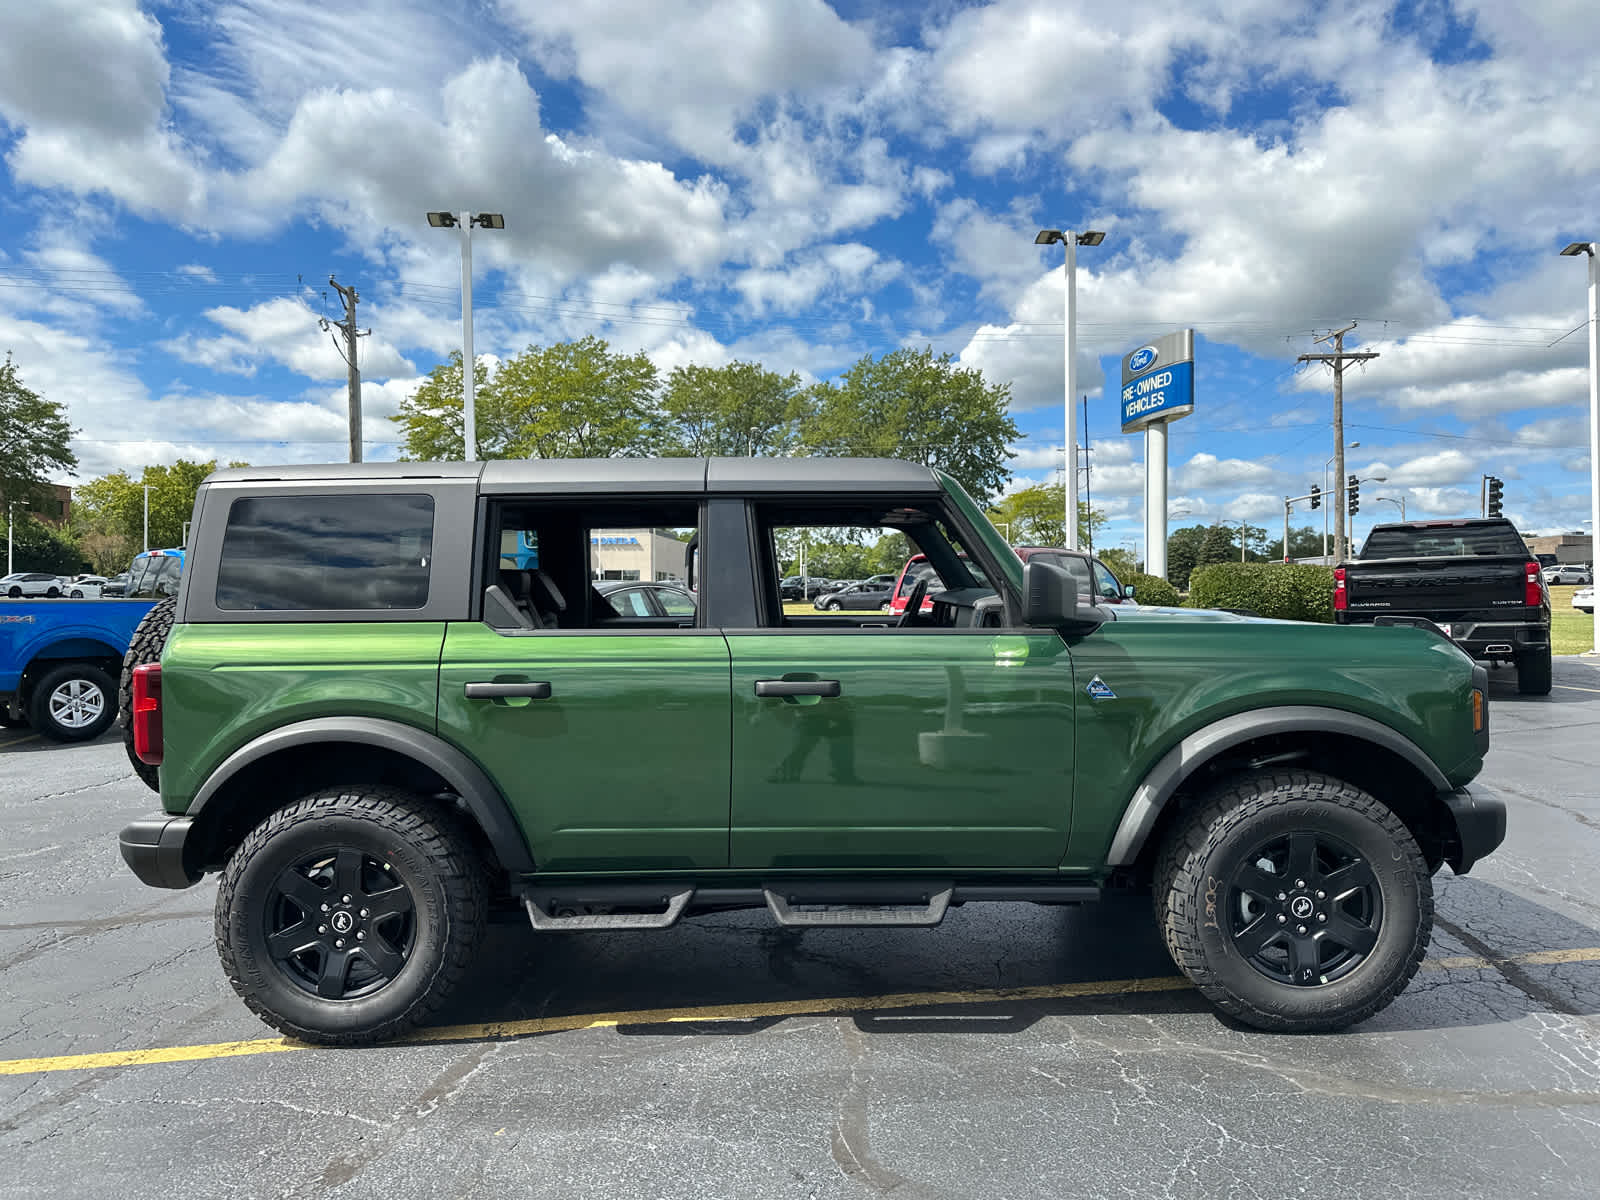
left=1022, top=560, right=1105, bottom=633
left=1124, top=585, right=1136, bottom=600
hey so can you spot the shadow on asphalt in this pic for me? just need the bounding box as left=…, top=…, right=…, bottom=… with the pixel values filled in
left=0, top=728, right=120, bottom=753
left=424, top=879, right=1600, bottom=1039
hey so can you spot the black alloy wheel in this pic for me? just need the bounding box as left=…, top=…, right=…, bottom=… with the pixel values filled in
left=1224, top=830, right=1381, bottom=987
left=1155, top=769, right=1431, bottom=1032
left=216, top=787, right=487, bottom=1044
left=265, top=848, right=417, bottom=1000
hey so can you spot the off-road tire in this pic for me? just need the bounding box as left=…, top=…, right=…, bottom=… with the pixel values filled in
left=118, top=597, right=176, bottom=791
left=1154, top=770, right=1432, bottom=1032
left=1516, top=646, right=1552, bottom=696
left=27, top=662, right=117, bottom=741
left=215, top=787, right=487, bottom=1046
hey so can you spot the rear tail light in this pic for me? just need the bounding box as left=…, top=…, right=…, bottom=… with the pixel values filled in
left=1524, top=562, right=1543, bottom=607
left=1334, top=567, right=1347, bottom=611
left=132, top=663, right=163, bottom=766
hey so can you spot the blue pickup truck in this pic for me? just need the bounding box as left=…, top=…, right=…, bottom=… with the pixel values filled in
left=1, top=548, right=183, bottom=741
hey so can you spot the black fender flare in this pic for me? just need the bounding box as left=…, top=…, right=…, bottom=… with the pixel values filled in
left=188, top=716, right=535, bottom=873
left=1104, top=706, right=1450, bottom=866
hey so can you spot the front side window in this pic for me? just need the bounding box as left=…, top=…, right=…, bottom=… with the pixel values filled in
left=1092, top=561, right=1123, bottom=599
left=215, top=494, right=434, bottom=611
left=760, top=501, right=1001, bottom=629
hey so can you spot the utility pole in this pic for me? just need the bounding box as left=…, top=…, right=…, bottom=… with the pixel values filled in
left=324, top=277, right=369, bottom=463
left=1300, top=323, right=1378, bottom=565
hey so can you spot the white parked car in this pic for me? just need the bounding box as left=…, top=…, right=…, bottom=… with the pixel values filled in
left=1543, top=563, right=1592, bottom=585
left=1574, top=586, right=1595, bottom=614
left=1, top=572, right=67, bottom=598
left=67, top=574, right=110, bottom=598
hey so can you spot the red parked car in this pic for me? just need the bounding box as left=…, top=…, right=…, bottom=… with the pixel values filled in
left=887, top=547, right=1133, bottom=615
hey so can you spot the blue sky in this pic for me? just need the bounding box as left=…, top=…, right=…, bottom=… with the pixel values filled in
left=0, top=0, right=1595, bottom=552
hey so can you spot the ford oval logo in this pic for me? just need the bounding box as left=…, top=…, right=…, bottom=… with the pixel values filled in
left=1128, top=345, right=1158, bottom=373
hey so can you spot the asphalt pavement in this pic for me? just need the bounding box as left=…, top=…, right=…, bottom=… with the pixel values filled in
left=2, top=661, right=1598, bottom=1199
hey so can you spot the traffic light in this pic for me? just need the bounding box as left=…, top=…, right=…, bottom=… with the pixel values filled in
left=1347, top=475, right=1360, bottom=515
left=1487, top=476, right=1504, bottom=517
left=1309, top=484, right=1321, bottom=510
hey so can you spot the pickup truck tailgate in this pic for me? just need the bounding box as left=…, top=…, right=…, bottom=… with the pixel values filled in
left=1344, top=556, right=1529, bottom=617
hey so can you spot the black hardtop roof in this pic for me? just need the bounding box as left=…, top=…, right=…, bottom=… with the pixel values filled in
left=208, top=457, right=945, bottom=495
left=1368, top=517, right=1518, bottom=529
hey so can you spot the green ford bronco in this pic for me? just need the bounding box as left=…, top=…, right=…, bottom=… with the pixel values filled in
left=118, top=458, right=1505, bottom=1044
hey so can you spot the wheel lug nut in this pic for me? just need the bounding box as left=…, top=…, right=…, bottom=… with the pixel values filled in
left=356, top=931, right=366, bottom=940
left=318, top=925, right=327, bottom=934
left=1297, top=924, right=1308, bottom=935
left=1295, top=879, right=1306, bottom=888
left=1276, top=914, right=1287, bottom=924
left=335, top=939, right=345, bottom=948
left=1317, top=913, right=1327, bottom=922
left=1315, top=890, right=1326, bottom=900
left=321, top=903, right=330, bottom=912
left=1276, top=892, right=1287, bottom=901
left=360, top=909, right=369, bottom=918
left=342, top=895, right=352, bottom=903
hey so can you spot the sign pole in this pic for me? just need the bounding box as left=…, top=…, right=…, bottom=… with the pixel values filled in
left=1146, top=423, right=1168, bottom=579
left=1063, top=236, right=1080, bottom=549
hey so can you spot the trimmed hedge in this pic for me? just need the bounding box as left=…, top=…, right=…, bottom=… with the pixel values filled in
left=1186, top=562, right=1336, bottom=623
left=1124, top=572, right=1181, bottom=607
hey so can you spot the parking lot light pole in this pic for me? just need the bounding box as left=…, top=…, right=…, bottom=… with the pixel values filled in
left=1375, top=495, right=1406, bottom=520
left=5, top=500, right=15, bottom=575
left=1035, top=228, right=1105, bottom=549
left=1560, top=241, right=1599, bottom=653
left=142, top=486, right=153, bottom=552
left=428, top=210, right=505, bottom=462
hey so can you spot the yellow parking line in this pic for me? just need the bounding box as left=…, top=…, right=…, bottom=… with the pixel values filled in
left=1553, top=684, right=1600, bottom=695
left=4, top=947, right=1599, bottom=1078
left=0, top=733, right=41, bottom=749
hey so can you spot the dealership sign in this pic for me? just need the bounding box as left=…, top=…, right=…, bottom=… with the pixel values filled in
left=1120, top=330, right=1195, bottom=432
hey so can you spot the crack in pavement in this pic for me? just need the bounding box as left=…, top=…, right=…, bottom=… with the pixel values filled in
left=317, top=1041, right=501, bottom=1189
left=1435, top=914, right=1587, bottom=1019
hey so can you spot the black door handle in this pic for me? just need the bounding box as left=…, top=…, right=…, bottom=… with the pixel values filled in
left=754, top=680, right=841, bottom=698
left=464, top=681, right=553, bottom=700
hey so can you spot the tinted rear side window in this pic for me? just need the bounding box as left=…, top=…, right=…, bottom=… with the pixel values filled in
left=215, top=495, right=434, bottom=611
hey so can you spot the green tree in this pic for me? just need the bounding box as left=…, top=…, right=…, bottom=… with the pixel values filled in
left=392, top=338, right=658, bottom=461
left=1, top=353, right=77, bottom=508
left=72, top=459, right=224, bottom=563
left=659, top=361, right=807, bottom=457
left=802, top=347, right=1019, bottom=504
left=1198, top=523, right=1239, bottom=567
left=5, top=514, right=83, bottom=574
left=390, top=352, right=504, bottom=461
left=1097, top=547, right=1138, bottom=581
left=1165, top=525, right=1209, bottom=590
left=985, top=483, right=1103, bottom=548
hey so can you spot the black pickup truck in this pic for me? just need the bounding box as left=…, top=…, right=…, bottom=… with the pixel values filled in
left=1335, top=518, right=1551, bottom=695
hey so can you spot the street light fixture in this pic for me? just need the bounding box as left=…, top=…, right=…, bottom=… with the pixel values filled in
left=426, top=210, right=506, bottom=461
left=1374, top=495, right=1407, bottom=520
left=1035, top=227, right=1106, bottom=549
left=1561, top=239, right=1598, bottom=654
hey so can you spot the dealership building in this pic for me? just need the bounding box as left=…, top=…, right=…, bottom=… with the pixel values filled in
left=589, top=529, right=692, bottom=582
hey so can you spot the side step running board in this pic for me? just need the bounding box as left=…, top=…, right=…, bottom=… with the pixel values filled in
left=523, top=885, right=693, bottom=931
left=764, top=883, right=953, bottom=927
